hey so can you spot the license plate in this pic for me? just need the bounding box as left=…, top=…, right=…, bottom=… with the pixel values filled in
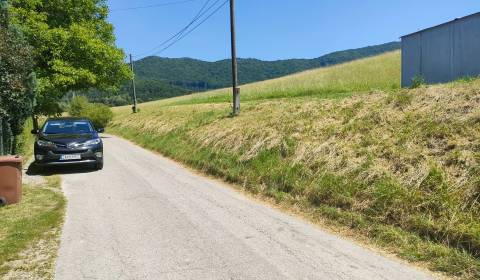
left=60, top=154, right=81, bottom=161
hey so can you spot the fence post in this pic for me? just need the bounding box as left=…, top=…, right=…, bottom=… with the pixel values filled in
left=6, top=122, right=12, bottom=155
left=0, top=117, right=4, bottom=155
left=11, top=135, right=16, bottom=155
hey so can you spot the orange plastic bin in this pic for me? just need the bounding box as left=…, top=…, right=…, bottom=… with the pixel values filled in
left=0, top=156, right=22, bottom=206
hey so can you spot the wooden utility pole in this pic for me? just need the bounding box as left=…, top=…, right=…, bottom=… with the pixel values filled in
left=229, top=0, right=240, bottom=115
left=129, top=54, right=138, bottom=113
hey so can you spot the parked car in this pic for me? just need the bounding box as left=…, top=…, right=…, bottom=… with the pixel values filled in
left=32, top=117, right=104, bottom=170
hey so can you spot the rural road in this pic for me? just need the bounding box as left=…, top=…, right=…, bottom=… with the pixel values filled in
left=54, top=135, right=436, bottom=280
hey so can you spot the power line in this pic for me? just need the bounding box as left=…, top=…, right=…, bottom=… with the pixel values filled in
left=146, top=0, right=228, bottom=57
left=110, top=0, right=196, bottom=12
left=134, top=0, right=216, bottom=58
left=135, top=0, right=226, bottom=58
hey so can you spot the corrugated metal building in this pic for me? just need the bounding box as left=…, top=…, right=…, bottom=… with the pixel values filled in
left=401, top=12, right=480, bottom=87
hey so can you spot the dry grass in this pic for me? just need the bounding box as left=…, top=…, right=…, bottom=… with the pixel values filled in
left=192, top=81, right=480, bottom=188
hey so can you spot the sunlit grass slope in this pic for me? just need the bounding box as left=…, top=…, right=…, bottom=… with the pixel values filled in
left=111, top=50, right=480, bottom=279
left=132, top=50, right=401, bottom=107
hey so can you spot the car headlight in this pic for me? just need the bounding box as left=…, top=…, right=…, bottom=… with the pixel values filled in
left=84, top=138, right=101, bottom=146
left=37, top=140, right=55, bottom=147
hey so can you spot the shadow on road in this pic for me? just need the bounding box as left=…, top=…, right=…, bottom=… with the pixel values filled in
left=26, top=162, right=97, bottom=176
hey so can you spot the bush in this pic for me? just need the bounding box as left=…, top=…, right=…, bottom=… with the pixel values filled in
left=68, top=96, right=89, bottom=117
left=82, top=103, right=113, bottom=129
left=68, top=96, right=113, bottom=129
left=410, top=75, right=425, bottom=89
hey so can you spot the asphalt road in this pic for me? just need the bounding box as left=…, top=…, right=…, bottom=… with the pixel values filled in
left=54, top=135, right=436, bottom=280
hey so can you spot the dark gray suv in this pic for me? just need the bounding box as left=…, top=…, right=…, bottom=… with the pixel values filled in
left=32, top=117, right=104, bottom=170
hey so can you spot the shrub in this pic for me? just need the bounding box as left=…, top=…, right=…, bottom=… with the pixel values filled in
left=68, top=96, right=113, bottom=129
left=68, top=96, right=89, bottom=117
left=82, top=103, right=113, bottom=129
left=410, top=75, right=425, bottom=89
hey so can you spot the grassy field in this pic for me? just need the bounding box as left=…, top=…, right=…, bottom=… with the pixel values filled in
left=137, top=50, right=401, bottom=107
left=110, top=50, right=480, bottom=279
left=0, top=119, right=66, bottom=279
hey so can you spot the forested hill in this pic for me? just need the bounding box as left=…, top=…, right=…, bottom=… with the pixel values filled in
left=135, top=41, right=400, bottom=91
left=86, top=41, right=400, bottom=106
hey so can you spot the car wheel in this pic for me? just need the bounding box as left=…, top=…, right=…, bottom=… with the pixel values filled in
left=34, top=162, right=44, bottom=173
left=95, top=160, right=104, bottom=170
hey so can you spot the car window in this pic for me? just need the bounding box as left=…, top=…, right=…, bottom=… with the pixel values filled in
left=43, top=120, right=94, bottom=134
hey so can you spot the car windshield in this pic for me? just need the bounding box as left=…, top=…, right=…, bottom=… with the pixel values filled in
left=42, top=120, right=93, bottom=134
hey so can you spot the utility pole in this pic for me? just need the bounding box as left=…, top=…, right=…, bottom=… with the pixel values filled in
left=129, top=54, right=138, bottom=113
left=229, top=0, right=240, bottom=115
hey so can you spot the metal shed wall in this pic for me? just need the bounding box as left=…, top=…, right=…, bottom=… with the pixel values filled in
left=401, top=13, right=480, bottom=87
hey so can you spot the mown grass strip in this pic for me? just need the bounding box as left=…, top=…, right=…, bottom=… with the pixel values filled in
left=0, top=176, right=65, bottom=278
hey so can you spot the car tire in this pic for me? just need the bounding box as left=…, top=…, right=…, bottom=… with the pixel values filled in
left=34, top=162, right=44, bottom=173
left=95, top=160, right=104, bottom=170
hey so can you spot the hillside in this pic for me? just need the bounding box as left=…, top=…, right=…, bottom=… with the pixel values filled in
left=109, top=51, right=480, bottom=279
left=80, top=79, right=187, bottom=106
left=84, top=42, right=400, bottom=106
left=135, top=41, right=401, bottom=91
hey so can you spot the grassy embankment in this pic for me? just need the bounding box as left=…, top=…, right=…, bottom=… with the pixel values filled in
left=0, top=120, right=66, bottom=279
left=110, top=51, right=480, bottom=279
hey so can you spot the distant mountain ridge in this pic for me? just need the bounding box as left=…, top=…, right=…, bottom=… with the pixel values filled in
left=135, top=41, right=401, bottom=91
left=86, top=41, right=400, bottom=106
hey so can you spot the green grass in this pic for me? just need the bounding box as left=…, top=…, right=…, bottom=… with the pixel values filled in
left=0, top=177, right=65, bottom=279
left=110, top=51, right=480, bottom=279
left=15, top=119, right=35, bottom=164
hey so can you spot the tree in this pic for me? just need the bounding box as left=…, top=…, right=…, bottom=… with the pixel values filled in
left=8, top=0, right=131, bottom=115
left=0, top=0, right=34, bottom=154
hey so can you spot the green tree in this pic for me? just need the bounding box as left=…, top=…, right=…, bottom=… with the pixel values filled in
left=0, top=0, right=34, bottom=155
left=8, top=0, right=131, bottom=115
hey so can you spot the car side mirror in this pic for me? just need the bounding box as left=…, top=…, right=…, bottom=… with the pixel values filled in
left=31, top=129, right=39, bottom=135
left=97, top=128, right=105, bottom=133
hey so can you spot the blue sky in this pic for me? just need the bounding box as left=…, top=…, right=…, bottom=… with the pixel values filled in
left=107, top=0, right=480, bottom=61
